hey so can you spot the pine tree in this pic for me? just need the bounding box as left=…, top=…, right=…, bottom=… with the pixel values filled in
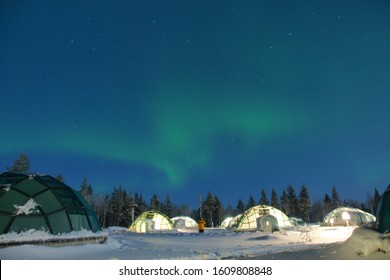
left=373, top=188, right=382, bottom=214
left=86, top=185, right=93, bottom=205
left=121, top=189, right=137, bottom=226
left=114, top=193, right=125, bottom=227
left=259, top=189, right=269, bottom=205
left=298, top=184, right=311, bottom=222
left=324, top=194, right=332, bottom=213
left=286, top=185, right=298, bottom=216
left=366, top=189, right=381, bottom=215
left=109, top=185, right=125, bottom=226
left=80, top=178, right=88, bottom=197
left=161, top=194, right=173, bottom=217
left=236, top=198, right=245, bottom=215
left=270, top=188, right=280, bottom=209
left=174, top=204, right=191, bottom=218
left=280, top=190, right=288, bottom=215
left=203, top=192, right=215, bottom=226
left=79, top=178, right=93, bottom=205
left=212, top=195, right=222, bottom=227
left=93, top=194, right=110, bottom=227
left=7, top=151, right=30, bottom=173
left=247, top=195, right=256, bottom=210
left=134, top=192, right=147, bottom=218
left=310, top=200, right=325, bottom=223
left=331, top=186, right=341, bottom=210
left=149, top=194, right=161, bottom=211
left=55, top=174, right=65, bottom=183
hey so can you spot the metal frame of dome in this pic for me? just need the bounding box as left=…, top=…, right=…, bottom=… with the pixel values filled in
left=0, top=172, right=101, bottom=235
left=128, top=210, right=174, bottom=233
left=322, top=206, right=376, bottom=227
left=235, top=205, right=293, bottom=232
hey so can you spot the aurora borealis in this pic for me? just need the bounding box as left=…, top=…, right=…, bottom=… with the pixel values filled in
left=1, top=1, right=390, bottom=207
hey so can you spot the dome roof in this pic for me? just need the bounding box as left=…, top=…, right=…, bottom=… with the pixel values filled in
left=128, top=210, right=173, bottom=233
left=171, top=216, right=197, bottom=229
left=322, top=207, right=376, bottom=226
left=234, top=205, right=293, bottom=231
left=0, top=172, right=101, bottom=234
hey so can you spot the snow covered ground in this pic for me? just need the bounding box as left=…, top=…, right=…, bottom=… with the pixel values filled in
left=0, top=223, right=389, bottom=260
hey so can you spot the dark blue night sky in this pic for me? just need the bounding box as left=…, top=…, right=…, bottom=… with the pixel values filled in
left=1, top=0, right=390, bottom=207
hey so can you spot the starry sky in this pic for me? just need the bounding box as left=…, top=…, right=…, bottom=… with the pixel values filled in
left=1, top=0, right=390, bottom=208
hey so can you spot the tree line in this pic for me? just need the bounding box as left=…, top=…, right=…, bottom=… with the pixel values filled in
left=4, top=152, right=383, bottom=228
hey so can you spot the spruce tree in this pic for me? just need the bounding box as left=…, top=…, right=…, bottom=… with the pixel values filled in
left=87, top=185, right=93, bottom=202
left=109, top=185, right=125, bottom=226
left=7, top=151, right=30, bottom=173
left=161, top=194, right=173, bottom=217
left=280, top=190, right=288, bottom=215
left=123, top=190, right=135, bottom=225
left=203, top=191, right=215, bottom=226
left=331, top=186, right=341, bottom=210
left=213, top=195, right=222, bottom=227
left=79, top=178, right=93, bottom=205
left=298, top=184, right=311, bottom=222
left=93, top=194, right=110, bottom=227
left=270, top=188, right=280, bottom=209
left=236, top=198, right=245, bottom=215
left=373, top=188, right=382, bottom=214
left=310, top=201, right=325, bottom=223
left=286, top=185, right=298, bottom=216
left=247, top=195, right=256, bottom=210
left=134, top=192, right=147, bottom=217
left=324, top=194, right=332, bottom=213
left=259, top=189, right=269, bottom=205
left=149, top=194, right=161, bottom=211
left=80, top=178, right=88, bottom=196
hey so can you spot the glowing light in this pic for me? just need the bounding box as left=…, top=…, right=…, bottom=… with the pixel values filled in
left=342, top=212, right=351, bottom=227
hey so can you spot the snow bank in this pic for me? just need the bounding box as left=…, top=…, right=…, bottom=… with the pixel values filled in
left=337, top=223, right=390, bottom=257
left=0, top=225, right=389, bottom=260
left=0, top=228, right=108, bottom=247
